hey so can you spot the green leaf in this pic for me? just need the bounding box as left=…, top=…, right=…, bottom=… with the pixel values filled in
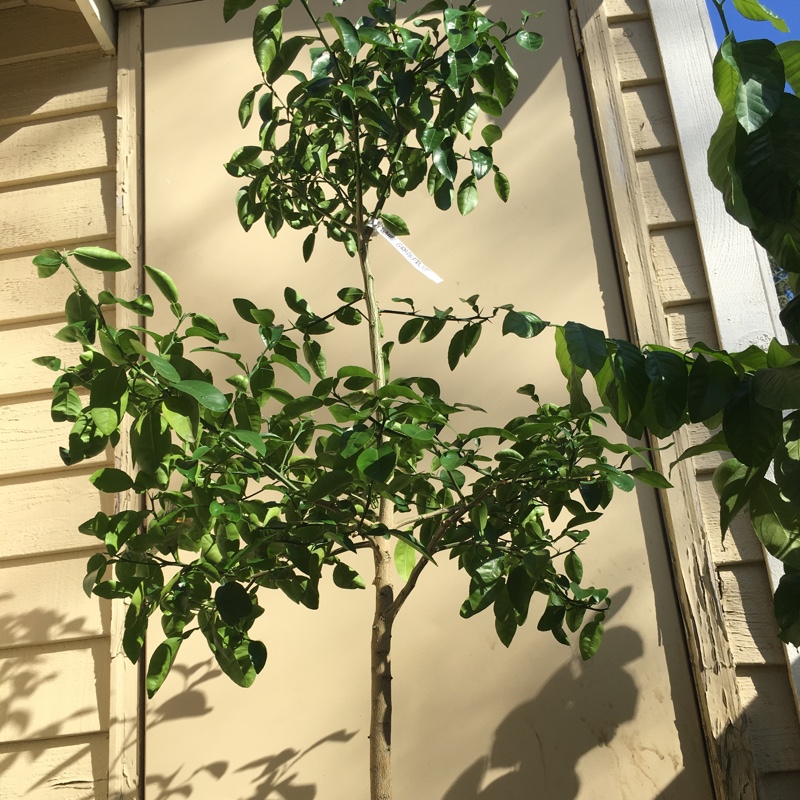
left=90, top=467, right=134, bottom=493
left=216, top=582, right=253, bottom=626
left=162, top=394, right=198, bottom=442
left=481, top=124, right=502, bottom=146
left=302, top=232, right=315, bottom=263
left=688, top=355, right=740, bottom=422
left=398, top=317, right=425, bottom=344
left=267, top=35, right=311, bottom=83
left=750, top=479, right=800, bottom=569
left=90, top=407, right=119, bottom=436
left=474, top=92, right=502, bottom=116
left=232, top=429, right=266, bottom=455
left=71, top=247, right=131, bottom=273
left=357, top=445, right=397, bottom=483
left=253, top=5, right=283, bottom=73
left=503, top=310, right=547, bottom=339
left=564, top=321, right=607, bottom=375
left=723, top=378, right=782, bottom=466
left=146, top=637, right=183, bottom=698
left=731, top=0, right=788, bottom=32
left=146, top=352, right=180, bottom=383
left=752, top=365, right=800, bottom=410
left=302, top=339, right=327, bottom=379
left=325, top=14, right=361, bottom=57
left=283, top=395, right=323, bottom=418
left=457, top=176, right=478, bottom=216
left=358, top=27, right=393, bottom=48
left=308, top=470, right=351, bottom=502
left=333, top=562, right=366, bottom=590
left=33, top=249, right=65, bottom=278
left=144, top=264, right=179, bottom=304
left=238, top=85, right=259, bottom=127
left=728, top=38, right=785, bottom=133
left=223, top=0, right=256, bottom=23
left=493, top=170, right=510, bottom=202
left=714, top=457, right=768, bottom=535
left=565, top=552, right=583, bottom=583
left=394, top=537, right=417, bottom=582
left=380, top=213, right=410, bottom=236
left=516, top=29, right=544, bottom=52
left=629, top=468, right=672, bottom=489
left=131, top=410, right=170, bottom=476
left=175, top=380, right=229, bottom=412
left=579, top=619, right=604, bottom=660
left=494, top=59, right=519, bottom=107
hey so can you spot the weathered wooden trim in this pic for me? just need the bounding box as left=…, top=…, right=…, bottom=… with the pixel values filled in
left=75, top=0, right=118, bottom=54
left=648, top=0, right=800, bottom=726
left=572, top=2, right=757, bottom=797
left=107, top=10, right=143, bottom=800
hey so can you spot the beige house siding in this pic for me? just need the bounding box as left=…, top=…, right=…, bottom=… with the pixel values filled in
left=579, top=0, right=800, bottom=795
left=0, top=4, right=134, bottom=798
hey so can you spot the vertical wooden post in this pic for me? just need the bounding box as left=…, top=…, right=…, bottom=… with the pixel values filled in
left=108, top=9, right=144, bottom=800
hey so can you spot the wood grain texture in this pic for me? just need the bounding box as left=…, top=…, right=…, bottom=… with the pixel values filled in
left=610, top=19, right=663, bottom=86
left=0, top=321, right=84, bottom=398
left=651, top=226, right=710, bottom=305
left=0, top=109, right=115, bottom=187
left=0, top=245, right=113, bottom=323
left=0, top=470, right=113, bottom=561
left=0, top=6, right=96, bottom=65
left=696, top=475, right=764, bottom=565
left=574, top=3, right=757, bottom=796
left=648, top=0, right=783, bottom=352
left=0, top=733, right=109, bottom=800
left=108, top=14, right=140, bottom=800
left=636, top=150, right=694, bottom=228
left=0, top=173, right=115, bottom=254
left=719, top=566, right=785, bottom=666
left=0, top=51, right=115, bottom=126
left=604, top=0, right=649, bottom=20
left=738, top=666, right=800, bottom=774
left=0, top=552, right=108, bottom=649
left=622, top=83, right=677, bottom=153
left=0, top=396, right=110, bottom=478
left=665, top=302, right=718, bottom=351
left=0, top=639, right=110, bottom=743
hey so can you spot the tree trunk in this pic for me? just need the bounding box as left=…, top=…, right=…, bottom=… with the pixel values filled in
left=358, top=238, right=396, bottom=800
left=369, top=516, right=394, bottom=800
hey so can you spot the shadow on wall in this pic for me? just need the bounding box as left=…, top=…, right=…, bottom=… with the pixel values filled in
left=0, top=597, right=110, bottom=797
left=442, top=625, right=643, bottom=800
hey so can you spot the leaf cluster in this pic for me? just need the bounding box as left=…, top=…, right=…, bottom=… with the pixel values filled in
left=33, top=248, right=666, bottom=693
left=225, top=0, right=541, bottom=256
left=554, top=315, right=800, bottom=644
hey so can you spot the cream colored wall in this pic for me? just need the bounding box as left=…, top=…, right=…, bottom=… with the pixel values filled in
left=0, top=4, right=121, bottom=798
left=141, top=3, right=716, bottom=798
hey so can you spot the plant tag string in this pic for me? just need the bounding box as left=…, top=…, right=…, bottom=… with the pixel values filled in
left=369, top=218, right=443, bottom=284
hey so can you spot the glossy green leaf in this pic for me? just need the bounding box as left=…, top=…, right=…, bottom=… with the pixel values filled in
left=516, top=30, right=543, bottom=52
left=394, top=537, right=417, bottom=582
left=175, top=380, right=229, bottom=412
left=333, top=562, right=366, bottom=590
left=503, top=310, right=547, bottom=339
left=71, top=247, right=131, bottom=273
left=90, top=467, right=134, bottom=493
left=146, top=637, right=183, bottom=698
left=144, top=264, right=179, bottom=304
left=253, top=5, right=283, bottom=73
left=493, top=170, right=510, bottom=202
left=731, top=0, right=788, bottom=32
left=579, top=619, right=604, bottom=660
left=723, top=378, right=782, bottom=466
left=564, top=321, right=607, bottom=376
left=33, top=249, right=65, bottom=278
left=457, top=176, right=478, bottom=216
left=216, top=582, right=253, bottom=626
left=750, top=479, right=800, bottom=569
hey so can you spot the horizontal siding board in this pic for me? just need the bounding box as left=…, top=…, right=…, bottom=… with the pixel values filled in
left=738, top=666, right=800, bottom=774
left=651, top=226, right=710, bottom=305
left=0, top=245, right=112, bottom=323
left=0, top=553, right=108, bottom=648
left=0, top=109, right=115, bottom=187
left=0, top=639, right=110, bottom=743
left=0, top=173, right=115, bottom=254
left=610, top=20, right=663, bottom=85
left=0, top=321, right=84, bottom=398
left=696, top=475, right=764, bottom=565
left=0, top=396, right=110, bottom=478
left=0, top=7, right=95, bottom=64
left=665, top=302, right=718, bottom=350
left=759, top=771, right=800, bottom=799
left=0, top=470, right=113, bottom=561
left=604, top=0, right=650, bottom=19
left=636, top=151, right=694, bottom=227
left=622, top=83, right=678, bottom=153
left=719, top=565, right=785, bottom=665
left=0, top=51, right=115, bottom=126
left=0, top=733, right=109, bottom=800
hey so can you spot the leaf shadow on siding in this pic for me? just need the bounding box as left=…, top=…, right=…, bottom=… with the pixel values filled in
left=0, top=595, right=110, bottom=797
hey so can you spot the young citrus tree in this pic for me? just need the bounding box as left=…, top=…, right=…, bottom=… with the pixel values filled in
left=32, top=2, right=660, bottom=797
